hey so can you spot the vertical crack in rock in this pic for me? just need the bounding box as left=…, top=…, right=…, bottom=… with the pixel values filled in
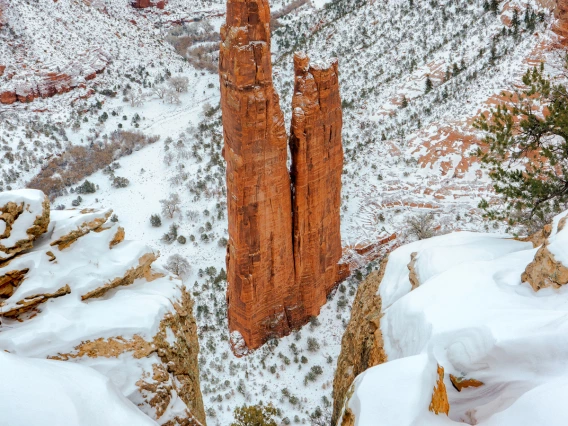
left=290, top=52, right=345, bottom=321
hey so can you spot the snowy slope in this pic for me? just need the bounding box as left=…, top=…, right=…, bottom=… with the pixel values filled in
left=343, top=211, right=568, bottom=425
left=0, top=351, right=158, bottom=426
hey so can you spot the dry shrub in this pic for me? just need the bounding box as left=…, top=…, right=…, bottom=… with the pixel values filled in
left=28, top=131, right=159, bottom=198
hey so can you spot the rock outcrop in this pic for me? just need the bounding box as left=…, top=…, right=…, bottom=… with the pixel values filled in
left=332, top=261, right=387, bottom=425
left=220, top=0, right=298, bottom=351
left=220, top=0, right=346, bottom=351
left=0, top=189, right=205, bottom=425
left=522, top=215, right=568, bottom=290
left=0, top=189, right=50, bottom=263
left=290, top=52, right=344, bottom=318
left=0, top=49, right=109, bottom=105
left=554, top=0, right=568, bottom=41
left=131, top=0, right=166, bottom=9
left=429, top=365, right=450, bottom=415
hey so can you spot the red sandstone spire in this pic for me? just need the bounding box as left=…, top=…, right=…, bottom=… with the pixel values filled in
left=219, top=0, right=297, bottom=351
left=290, top=52, right=345, bottom=319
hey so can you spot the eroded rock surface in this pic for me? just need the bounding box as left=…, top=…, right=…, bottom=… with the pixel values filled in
left=220, top=0, right=298, bottom=351
left=131, top=0, right=166, bottom=9
left=220, top=0, right=346, bottom=351
left=0, top=189, right=49, bottom=263
left=429, top=364, right=450, bottom=416
left=0, top=189, right=205, bottom=425
left=333, top=260, right=388, bottom=425
left=522, top=215, right=568, bottom=290
left=290, top=52, right=345, bottom=318
left=554, top=0, right=568, bottom=41
left=0, top=49, right=108, bottom=105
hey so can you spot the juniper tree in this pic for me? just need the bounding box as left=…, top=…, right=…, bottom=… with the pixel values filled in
left=424, top=76, right=433, bottom=94
left=474, top=60, right=568, bottom=230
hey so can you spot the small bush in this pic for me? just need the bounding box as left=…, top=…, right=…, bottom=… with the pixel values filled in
left=112, top=176, right=130, bottom=188
left=177, top=235, right=187, bottom=244
left=76, top=180, right=96, bottom=194
left=307, top=337, right=320, bottom=352
left=231, top=403, right=278, bottom=426
left=150, top=214, right=162, bottom=227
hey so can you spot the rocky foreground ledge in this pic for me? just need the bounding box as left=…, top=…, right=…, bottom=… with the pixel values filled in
left=0, top=189, right=205, bottom=426
left=333, top=211, right=568, bottom=426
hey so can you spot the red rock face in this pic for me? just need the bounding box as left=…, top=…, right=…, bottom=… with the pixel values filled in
left=0, top=49, right=108, bottom=105
left=290, top=52, right=344, bottom=318
left=220, top=0, right=298, bottom=350
left=554, top=0, right=568, bottom=41
left=131, top=0, right=151, bottom=7
left=130, top=0, right=166, bottom=8
left=0, top=91, right=16, bottom=105
left=220, top=0, right=347, bottom=352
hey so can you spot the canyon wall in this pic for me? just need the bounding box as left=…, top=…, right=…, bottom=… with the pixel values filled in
left=332, top=262, right=387, bottom=425
left=290, top=52, right=345, bottom=318
left=219, top=1, right=346, bottom=351
left=219, top=0, right=298, bottom=351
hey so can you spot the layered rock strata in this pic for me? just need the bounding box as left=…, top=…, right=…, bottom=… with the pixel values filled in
left=220, top=0, right=346, bottom=351
left=0, top=189, right=205, bottom=425
left=0, top=49, right=109, bottom=105
left=290, top=52, right=344, bottom=318
left=220, top=0, right=298, bottom=351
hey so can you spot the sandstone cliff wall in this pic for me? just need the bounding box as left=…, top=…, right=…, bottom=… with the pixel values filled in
left=554, top=0, right=568, bottom=41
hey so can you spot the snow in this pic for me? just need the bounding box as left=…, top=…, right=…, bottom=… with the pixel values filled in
left=348, top=354, right=451, bottom=426
left=346, top=211, right=568, bottom=424
left=546, top=210, right=568, bottom=266
left=378, top=232, right=531, bottom=309
left=0, top=351, right=158, bottom=426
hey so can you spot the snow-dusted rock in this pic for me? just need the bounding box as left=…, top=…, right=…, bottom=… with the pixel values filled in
left=0, top=190, right=205, bottom=425
left=0, top=189, right=49, bottom=262
left=522, top=211, right=568, bottom=290
left=335, top=215, right=568, bottom=425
